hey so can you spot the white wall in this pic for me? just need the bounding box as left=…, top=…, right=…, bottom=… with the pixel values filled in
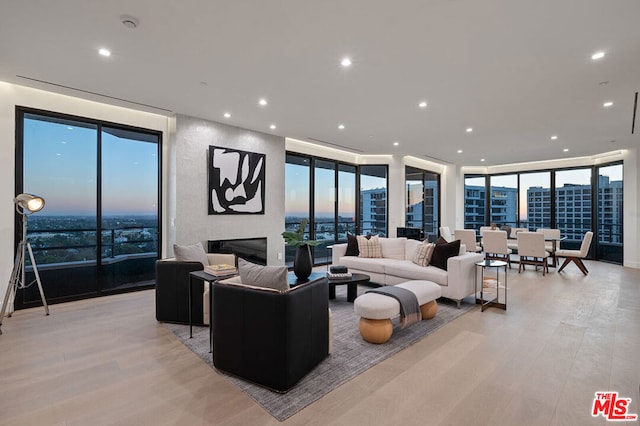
left=172, top=115, right=285, bottom=265
left=0, top=82, right=170, bottom=303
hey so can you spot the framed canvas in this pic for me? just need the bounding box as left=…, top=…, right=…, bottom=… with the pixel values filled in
left=208, top=146, right=265, bottom=214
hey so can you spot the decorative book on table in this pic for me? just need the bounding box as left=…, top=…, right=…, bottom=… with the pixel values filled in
left=327, top=265, right=351, bottom=280
left=204, top=264, right=238, bottom=277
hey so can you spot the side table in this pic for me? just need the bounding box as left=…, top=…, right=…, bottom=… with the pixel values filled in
left=189, top=270, right=226, bottom=354
left=475, top=260, right=508, bottom=311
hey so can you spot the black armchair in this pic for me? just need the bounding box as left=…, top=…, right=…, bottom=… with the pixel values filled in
left=155, top=253, right=235, bottom=325
left=212, top=276, right=329, bottom=392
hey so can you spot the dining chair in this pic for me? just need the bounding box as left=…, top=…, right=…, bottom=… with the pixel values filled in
left=555, top=231, right=593, bottom=275
left=455, top=229, right=481, bottom=252
left=536, top=228, right=561, bottom=253
left=482, top=230, right=512, bottom=268
left=517, top=232, right=549, bottom=275
left=506, top=227, right=529, bottom=251
left=439, top=226, right=454, bottom=242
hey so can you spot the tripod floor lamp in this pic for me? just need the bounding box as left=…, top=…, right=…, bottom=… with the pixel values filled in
left=0, top=193, right=49, bottom=335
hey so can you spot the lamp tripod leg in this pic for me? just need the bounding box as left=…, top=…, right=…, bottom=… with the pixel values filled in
left=27, top=242, right=48, bottom=315
left=0, top=243, right=24, bottom=335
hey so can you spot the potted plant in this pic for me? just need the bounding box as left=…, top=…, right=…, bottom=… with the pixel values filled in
left=281, top=218, right=321, bottom=279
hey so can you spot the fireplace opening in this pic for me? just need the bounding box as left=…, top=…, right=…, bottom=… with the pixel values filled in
left=207, top=237, right=267, bottom=265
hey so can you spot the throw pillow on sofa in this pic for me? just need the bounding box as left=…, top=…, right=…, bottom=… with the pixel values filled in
left=345, top=233, right=360, bottom=256
left=238, top=258, right=289, bottom=292
left=430, top=237, right=461, bottom=271
left=173, top=242, right=209, bottom=267
left=412, top=242, right=435, bottom=267
left=357, top=235, right=382, bottom=258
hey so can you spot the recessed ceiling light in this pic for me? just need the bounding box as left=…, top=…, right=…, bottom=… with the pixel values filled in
left=563, top=148, right=569, bottom=152
left=223, top=112, right=231, bottom=118
left=340, top=57, right=352, bottom=67
left=98, top=48, right=111, bottom=57
left=56, top=153, right=61, bottom=156
left=338, top=124, right=345, bottom=130
left=466, top=128, right=473, bottom=133
left=480, top=158, right=485, bottom=162
left=259, top=98, right=268, bottom=106
left=551, top=135, right=558, bottom=140
left=61, top=141, right=67, bottom=144
left=603, top=101, right=613, bottom=107
left=457, top=149, right=463, bottom=153
left=67, top=126, right=73, bottom=130
left=393, top=142, right=399, bottom=146
left=418, top=101, right=427, bottom=108
left=120, top=15, right=139, bottom=29
left=270, top=124, right=276, bottom=130
left=591, top=51, right=605, bottom=60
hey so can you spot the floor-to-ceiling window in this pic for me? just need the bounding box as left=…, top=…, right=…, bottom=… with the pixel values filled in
left=520, top=172, right=551, bottom=230
left=463, top=161, right=623, bottom=264
left=489, top=174, right=517, bottom=227
left=284, top=154, right=311, bottom=266
left=360, top=165, right=388, bottom=237
left=284, top=155, right=387, bottom=264
left=17, top=109, right=161, bottom=308
left=464, top=175, right=487, bottom=232
left=405, top=166, right=440, bottom=241
left=555, top=168, right=592, bottom=245
left=596, top=163, right=623, bottom=263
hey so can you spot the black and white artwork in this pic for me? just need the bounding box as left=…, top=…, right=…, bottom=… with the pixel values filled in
left=208, top=146, right=265, bottom=214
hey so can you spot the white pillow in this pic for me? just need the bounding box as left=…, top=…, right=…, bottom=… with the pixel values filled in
left=238, top=258, right=289, bottom=292
left=173, top=242, right=209, bottom=267
left=378, top=237, right=406, bottom=260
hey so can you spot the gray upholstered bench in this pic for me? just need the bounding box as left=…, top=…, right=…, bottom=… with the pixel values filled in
left=353, top=280, right=442, bottom=344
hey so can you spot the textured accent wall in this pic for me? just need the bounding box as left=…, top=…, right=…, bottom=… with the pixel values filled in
left=172, top=114, right=285, bottom=265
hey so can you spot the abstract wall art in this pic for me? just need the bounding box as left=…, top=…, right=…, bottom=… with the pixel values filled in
left=208, top=146, right=266, bottom=214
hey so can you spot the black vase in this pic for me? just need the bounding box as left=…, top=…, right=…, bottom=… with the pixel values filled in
left=293, top=245, right=312, bottom=280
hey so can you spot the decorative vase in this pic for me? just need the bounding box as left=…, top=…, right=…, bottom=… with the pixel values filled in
left=293, top=245, right=312, bottom=280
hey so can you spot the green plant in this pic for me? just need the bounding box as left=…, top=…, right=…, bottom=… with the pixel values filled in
left=281, top=218, right=322, bottom=247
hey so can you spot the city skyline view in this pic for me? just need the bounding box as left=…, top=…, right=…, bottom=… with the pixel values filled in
left=23, top=115, right=159, bottom=216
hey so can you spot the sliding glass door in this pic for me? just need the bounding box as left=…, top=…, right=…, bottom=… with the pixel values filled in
left=17, top=109, right=161, bottom=308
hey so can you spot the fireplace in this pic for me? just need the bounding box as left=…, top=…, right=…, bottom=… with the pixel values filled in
left=208, top=237, right=267, bottom=265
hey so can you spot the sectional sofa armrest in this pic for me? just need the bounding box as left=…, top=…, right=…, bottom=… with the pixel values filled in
left=446, top=252, right=485, bottom=302
left=332, top=243, right=347, bottom=265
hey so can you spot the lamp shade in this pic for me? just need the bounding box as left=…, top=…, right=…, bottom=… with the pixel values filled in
left=14, top=193, right=45, bottom=213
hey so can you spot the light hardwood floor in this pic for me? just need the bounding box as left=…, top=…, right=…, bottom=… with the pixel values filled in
left=0, top=260, right=639, bottom=425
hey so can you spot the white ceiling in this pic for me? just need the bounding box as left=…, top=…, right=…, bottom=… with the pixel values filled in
left=2, top=0, right=639, bottom=166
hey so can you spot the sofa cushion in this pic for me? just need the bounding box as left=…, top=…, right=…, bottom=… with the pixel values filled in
left=173, top=242, right=209, bottom=267
left=412, top=242, right=435, bottom=267
left=238, top=258, right=289, bottom=292
left=385, top=261, right=448, bottom=286
left=345, top=233, right=359, bottom=256
left=405, top=238, right=421, bottom=260
left=357, top=235, right=382, bottom=258
left=430, top=238, right=461, bottom=271
left=339, top=256, right=388, bottom=274
left=379, top=237, right=406, bottom=260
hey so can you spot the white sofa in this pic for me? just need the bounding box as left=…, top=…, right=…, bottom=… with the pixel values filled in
left=332, top=237, right=484, bottom=307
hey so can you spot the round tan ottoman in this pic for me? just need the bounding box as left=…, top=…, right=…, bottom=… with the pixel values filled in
left=353, top=280, right=442, bottom=344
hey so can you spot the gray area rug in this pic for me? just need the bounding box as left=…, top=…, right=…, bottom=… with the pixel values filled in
left=165, top=285, right=474, bottom=421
